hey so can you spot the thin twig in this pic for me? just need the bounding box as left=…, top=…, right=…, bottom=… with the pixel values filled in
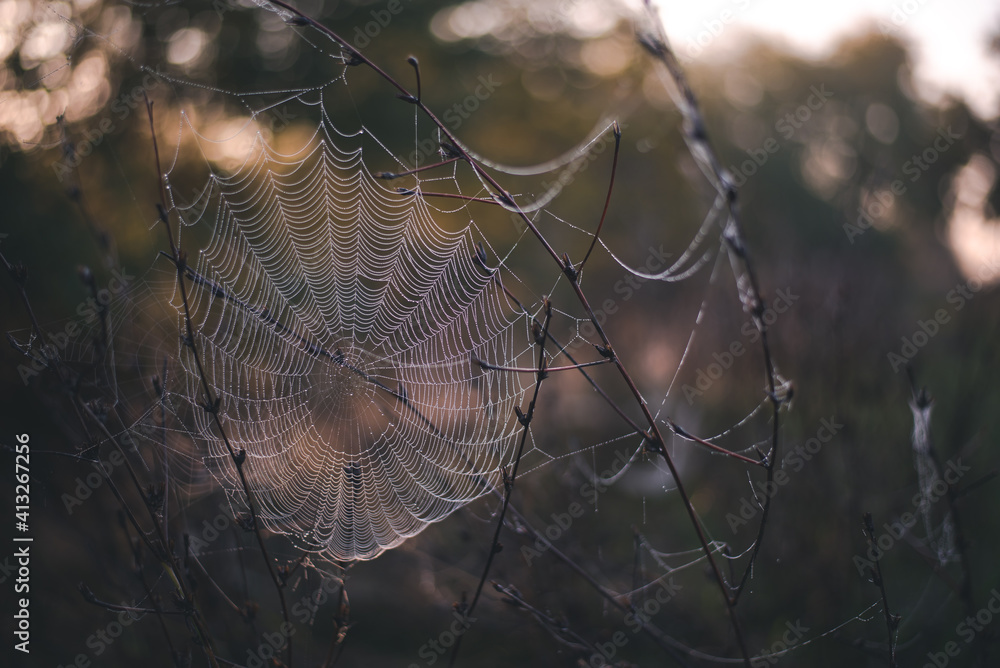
left=905, top=374, right=987, bottom=666
left=448, top=300, right=553, bottom=667
left=493, top=582, right=598, bottom=655
left=2, top=246, right=222, bottom=664
left=159, top=250, right=450, bottom=442
left=264, top=2, right=782, bottom=661
left=862, top=512, right=900, bottom=668
left=503, top=502, right=696, bottom=667
left=665, top=418, right=767, bottom=467
left=579, top=120, right=621, bottom=271
left=78, top=584, right=190, bottom=616
left=472, top=355, right=612, bottom=374
left=320, top=577, right=351, bottom=667
left=396, top=188, right=501, bottom=205
left=145, top=96, right=292, bottom=668
left=74, top=397, right=220, bottom=664
left=375, top=156, right=460, bottom=179
left=638, top=2, right=784, bottom=615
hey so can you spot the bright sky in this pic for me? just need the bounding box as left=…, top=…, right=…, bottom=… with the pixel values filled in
left=653, top=0, right=1000, bottom=119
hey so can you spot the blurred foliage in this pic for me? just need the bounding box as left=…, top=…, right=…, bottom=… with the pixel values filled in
left=2, top=1, right=999, bottom=667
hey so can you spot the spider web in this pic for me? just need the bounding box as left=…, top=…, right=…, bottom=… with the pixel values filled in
left=7, top=1, right=980, bottom=665
left=160, top=106, right=545, bottom=560
left=22, top=0, right=780, bottom=572
left=140, top=0, right=767, bottom=565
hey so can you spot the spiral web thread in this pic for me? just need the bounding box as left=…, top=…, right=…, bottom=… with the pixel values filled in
left=166, top=115, right=537, bottom=561
left=138, top=0, right=776, bottom=568
left=0, top=0, right=778, bottom=571
left=2, top=2, right=953, bottom=663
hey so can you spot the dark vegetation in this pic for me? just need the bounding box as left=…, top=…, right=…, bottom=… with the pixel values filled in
left=1, top=1, right=999, bottom=667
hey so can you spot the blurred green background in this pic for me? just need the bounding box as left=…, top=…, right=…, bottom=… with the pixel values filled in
left=2, top=1, right=999, bottom=666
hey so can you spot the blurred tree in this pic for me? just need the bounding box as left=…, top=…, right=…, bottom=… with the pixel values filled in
left=1, top=1, right=998, bottom=667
